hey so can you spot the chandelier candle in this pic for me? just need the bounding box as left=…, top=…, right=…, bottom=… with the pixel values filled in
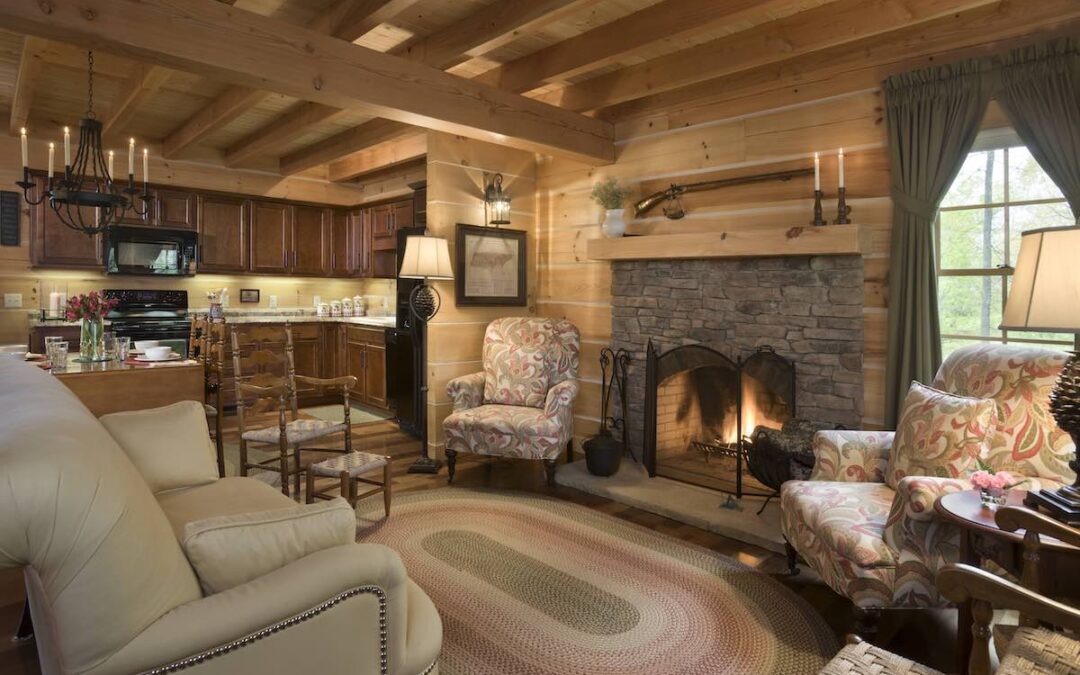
left=63, top=127, right=71, bottom=169
left=108, top=151, right=114, bottom=179
left=143, top=148, right=149, bottom=184
left=128, top=138, right=135, bottom=178
left=20, top=128, right=27, bottom=168
left=47, top=143, right=54, bottom=178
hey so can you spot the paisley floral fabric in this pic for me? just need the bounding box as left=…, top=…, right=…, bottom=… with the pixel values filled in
left=887, top=382, right=995, bottom=489
left=443, top=383, right=579, bottom=461
left=482, top=318, right=580, bottom=408
left=933, top=343, right=1075, bottom=483
left=809, top=430, right=894, bottom=483
left=448, top=372, right=485, bottom=412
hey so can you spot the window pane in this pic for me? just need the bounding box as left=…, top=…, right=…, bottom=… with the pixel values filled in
left=939, top=208, right=1004, bottom=269
left=941, top=149, right=1005, bottom=207
left=938, top=275, right=1003, bottom=337
left=1008, top=146, right=1067, bottom=202
left=1007, top=202, right=1075, bottom=266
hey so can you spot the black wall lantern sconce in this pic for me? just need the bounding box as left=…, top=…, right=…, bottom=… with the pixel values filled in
left=484, top=173, right=511, bottom=226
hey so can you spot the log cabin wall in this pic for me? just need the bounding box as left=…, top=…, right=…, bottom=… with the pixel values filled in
left=424, top=132, right=538, bottom=458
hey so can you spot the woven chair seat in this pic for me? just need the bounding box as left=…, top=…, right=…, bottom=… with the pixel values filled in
left=819, top=641, right=945, bottom=675
left=997, top=626, right=1080, bottom=674
left=310, top=451, right=389, bottom=478
left=242, top=419, right=347, bottom=445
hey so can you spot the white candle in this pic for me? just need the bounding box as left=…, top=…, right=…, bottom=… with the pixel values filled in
left=838, top=148, right=845, bottom=189
left=63, top=127, right=71, bottom=167
left=47, top=142, right=54, bottom=178
left=142, top=148, right=149, bottom=185
left=128, top=138, right=135, bottom=177
left=48, top=291, right=61, bottom=314
left=107, top=150, right=114, bottom=179
left=20, top=127, right=28, bottom=168
left=813, top=152, right=820, bottom=192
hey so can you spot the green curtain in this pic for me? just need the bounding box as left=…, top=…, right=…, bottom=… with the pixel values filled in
left=883, top=62, right=992, bottom=427
left=996, top=39, right=1080, bottom=222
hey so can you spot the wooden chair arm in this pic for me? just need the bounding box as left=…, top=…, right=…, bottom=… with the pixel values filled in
left=295, top=374, right=358, bottom=389
left=995, top=505, right=1080, bottom=549
left=938, top=563, right=1080, bottom=632
left=237, top=382, right=290, bottom=398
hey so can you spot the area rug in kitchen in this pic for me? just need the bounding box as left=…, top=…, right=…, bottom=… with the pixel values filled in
left=356, top=488, right=837, bottom=675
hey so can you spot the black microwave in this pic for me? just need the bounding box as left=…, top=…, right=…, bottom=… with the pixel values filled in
left=105, top=226, right=198, bottom=276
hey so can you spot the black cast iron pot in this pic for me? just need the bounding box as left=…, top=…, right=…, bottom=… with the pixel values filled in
left=583, top=432, right=623, bottom=477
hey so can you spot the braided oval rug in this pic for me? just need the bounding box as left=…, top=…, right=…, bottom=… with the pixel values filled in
left=357, top=488, right=836, bottom=675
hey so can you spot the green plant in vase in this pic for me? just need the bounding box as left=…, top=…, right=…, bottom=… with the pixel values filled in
left=591, top=178, right=630, bottom=238
left=66, top=291, right=118, bottom=362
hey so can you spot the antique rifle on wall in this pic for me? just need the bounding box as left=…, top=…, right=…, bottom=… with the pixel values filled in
left=634, top=167, right=815, bottom=220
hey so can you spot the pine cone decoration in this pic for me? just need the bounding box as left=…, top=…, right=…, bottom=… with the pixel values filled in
left=1050, top=352, right=1080, bottom=440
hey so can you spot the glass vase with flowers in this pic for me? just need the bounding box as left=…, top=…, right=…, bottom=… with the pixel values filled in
left=66, top=291, right=119, bottom=362
left=970, top=459, right=1027, bottom=508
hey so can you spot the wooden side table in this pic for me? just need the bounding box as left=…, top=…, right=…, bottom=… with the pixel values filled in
left=935, top=490, right=1080, bottom=674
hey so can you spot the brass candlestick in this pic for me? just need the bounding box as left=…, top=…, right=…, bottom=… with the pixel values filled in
left=835, top=187, right=852, bottom=224
left=811, top=190, right=825, bottom=227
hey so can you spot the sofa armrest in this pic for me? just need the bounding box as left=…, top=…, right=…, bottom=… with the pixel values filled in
left=809, top=430, right=894, bottom=482
left=448, top=372, right=485, bottom=412
left=544, top=379, right=580, bottom=418
left=93, top=544, right=425, bottom=675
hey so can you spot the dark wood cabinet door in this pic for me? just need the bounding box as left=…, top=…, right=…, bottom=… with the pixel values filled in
left=392, top=199, right=414, bottom=230
left=157, top=189, right=196, bottom=230
left=293, top=336, right=320, bottom=401
left=364, top=341, right=387, bottom=408
left=346, top=338, right=366, bottom=399
left=197, top=195, right=248, bottom=273
left=354, top=209, right=371, bottom=277
left=30, top=177, right=102, bottom=269
left=292, top=206, right=331, bottom=276
left=249, top=201, right=291, bottom=274
left=330, top=210, right=355, bottom=277
left=369, top=204, right=395, bottom=248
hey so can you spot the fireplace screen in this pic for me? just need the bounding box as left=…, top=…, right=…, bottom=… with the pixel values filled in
left=643, top=342, right=795, bottom=496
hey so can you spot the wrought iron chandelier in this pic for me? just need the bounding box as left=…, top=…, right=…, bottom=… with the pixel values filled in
left=16, top=51, right=152, bottom=236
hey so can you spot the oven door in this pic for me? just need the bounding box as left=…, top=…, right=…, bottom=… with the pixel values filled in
left=105, top=227, right=197, bottom=276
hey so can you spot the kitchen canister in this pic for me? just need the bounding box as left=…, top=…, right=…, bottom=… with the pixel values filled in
left=330, top=300, right=342, bottom=317
left=342, top=298, right=354, bottom=317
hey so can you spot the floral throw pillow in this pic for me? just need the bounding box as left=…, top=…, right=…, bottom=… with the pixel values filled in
left=886, top=381, right=995, bottom=489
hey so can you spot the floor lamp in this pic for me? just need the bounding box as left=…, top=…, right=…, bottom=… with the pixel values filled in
left=1000, top=225, right=1080, bottom=524
left=399, top=234, right=454, bottom=474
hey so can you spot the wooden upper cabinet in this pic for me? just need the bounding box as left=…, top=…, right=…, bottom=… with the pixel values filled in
left=249, top=201, right=291, bottom=274
left=30, top=176, right=102, bottom=269
left=197, top=195, right=248, bottom=273
left=292, top=206, right=331, bottom=276
left=369, top=203, right=395, bottom=249
left=392, top=200, right=414, bottom=231
left=156, top=189, right=197, bottom=230
left=354, top=209, right=371, bottom=277
left=330, top=210, right=355, bottom=277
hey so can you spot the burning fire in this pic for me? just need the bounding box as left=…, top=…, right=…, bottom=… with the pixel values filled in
left=718, top=376, right=786, bottom=444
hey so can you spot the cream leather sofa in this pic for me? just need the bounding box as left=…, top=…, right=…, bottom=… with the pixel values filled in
left=0, top=360, right=441, bottom=675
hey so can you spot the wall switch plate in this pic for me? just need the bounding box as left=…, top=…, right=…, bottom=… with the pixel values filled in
left=4, top=293, right=22, bottom=308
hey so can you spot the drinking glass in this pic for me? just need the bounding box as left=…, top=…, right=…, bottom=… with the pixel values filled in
left=44, top=335, right=63, bottom=354
left=50, top=342, right=69, bottom=372
left=103, top=332, right=117, bottom=360
left=115, top=336, right=131, bottom=362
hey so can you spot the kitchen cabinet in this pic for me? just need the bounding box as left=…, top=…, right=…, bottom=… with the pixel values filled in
left=197, top=195, right=248, bottom=273
left=330, top=210, right=355, bottom=277
left=292, top=206, right=331, bottom=276
left=290, top=323, right=321, bottom=399
left=249, top=201, right=291, bottom=274
left=345, top=325, right=387, bottom=408
left=366, top=198, right=412, bottom=279
left=156, top=189, right=197, bottom=230
left=29, top=176, right=102, bottom=269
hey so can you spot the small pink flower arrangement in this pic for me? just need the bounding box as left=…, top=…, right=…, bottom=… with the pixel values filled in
left=65, top=291, right=118, bottom=322
left=971, top=459, right=1026, bottom=507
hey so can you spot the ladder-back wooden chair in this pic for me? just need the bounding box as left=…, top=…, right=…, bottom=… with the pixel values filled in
left=231, top=323, right=357, bottom=497
left=191, top=314, right=226, bottom=477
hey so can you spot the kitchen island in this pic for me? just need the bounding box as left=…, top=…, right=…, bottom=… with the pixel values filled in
left=52, top=354, right=204, bottom=417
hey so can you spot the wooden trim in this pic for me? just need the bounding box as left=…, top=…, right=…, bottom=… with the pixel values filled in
left=280, top=120, right=417, bottom=176
left=103, top=63, right=171, bottom=137
left=9, top=36, right=48, bottom=136
left=585, top=224, right=866, bottom=261
left=163, top=86, right=269, bottom=158
left=328, top=133, right=427, bottom=182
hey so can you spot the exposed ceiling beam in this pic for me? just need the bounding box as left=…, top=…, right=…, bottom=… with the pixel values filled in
left=473, top=0, right=798, bottom=94
left=225, top=102, right=346, bottom=167
left=0, top=0, right=614, bottom=163
left=328, top=131, right=427, bottom=182
left=280, top=120, right=417, bottom=176
left=9, top=36, right=49, bottom=136
left=535, top=0, right=1000, bottom=112
left=161, top=0, right=418, bottom=158
left=102, top=63, right=171, bottom=137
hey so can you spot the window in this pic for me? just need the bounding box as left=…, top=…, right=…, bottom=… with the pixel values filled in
left=936, top=138, right=1074, bottom=357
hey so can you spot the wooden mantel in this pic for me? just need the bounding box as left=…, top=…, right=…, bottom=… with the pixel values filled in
left=585, top=224, right=865, bottom=261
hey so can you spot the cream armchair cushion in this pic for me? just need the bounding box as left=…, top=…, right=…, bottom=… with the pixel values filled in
left=100, top=400, right=219, bottom=493
left=182, top=497, right=357, bottom=594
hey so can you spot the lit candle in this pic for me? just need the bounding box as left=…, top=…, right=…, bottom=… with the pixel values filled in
left=128, top=138, right=135, bottom=177
left=47, top=142, right=54, bottom=178
left=813, top=152, right=820, bottom=192
left=838, top=148, right=845, bottom=189
left=108, top=150, right=115, bottom=179
left=20, top=127, right=28, bottom=168
left=142, top=148, right=149, bottom=185
left=63, top=127, right=71, bottom=167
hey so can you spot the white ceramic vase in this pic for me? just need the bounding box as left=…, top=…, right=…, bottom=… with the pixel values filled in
left=602, top=208, right=627, bottom=238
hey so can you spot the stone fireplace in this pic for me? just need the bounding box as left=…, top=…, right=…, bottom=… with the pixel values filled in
left=611, top=255, right=864, bottom=493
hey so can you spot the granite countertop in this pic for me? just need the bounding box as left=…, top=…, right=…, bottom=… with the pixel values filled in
left=191, top=308, right=396, bottom=327
left=52, top=353, right=200, bottom=375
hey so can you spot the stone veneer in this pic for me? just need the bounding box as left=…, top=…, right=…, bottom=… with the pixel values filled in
left=611, top=255, right=864, bottom=459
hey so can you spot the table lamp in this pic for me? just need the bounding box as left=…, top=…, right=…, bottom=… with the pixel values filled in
left=1000, top=225, right=1080, bottom=523
left=399, top=234, right=453, bottom=474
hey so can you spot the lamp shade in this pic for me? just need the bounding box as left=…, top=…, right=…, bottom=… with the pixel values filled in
left=399, top=235, right=453, bottom=280
left=1001, top=226, right=1080, bottom=333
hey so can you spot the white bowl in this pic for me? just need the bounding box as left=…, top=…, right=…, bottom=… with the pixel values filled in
left=134, top=340, right=160, bottom=352
left=144, top=346, right=172, bottom=360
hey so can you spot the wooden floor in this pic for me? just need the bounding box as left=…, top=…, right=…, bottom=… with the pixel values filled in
left=0, top=415, right=959, bottom=675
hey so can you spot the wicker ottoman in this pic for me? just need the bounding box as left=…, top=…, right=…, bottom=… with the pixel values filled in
left=819, top=641, right=945, bottom=675
left=306, top=451, right=391, bottom=516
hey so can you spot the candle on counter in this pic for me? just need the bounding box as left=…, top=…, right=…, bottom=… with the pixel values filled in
left=128, top=138, right=135, bottom=177
left=20, top=127, right=28, bottom=168
left=838, top=148, right=845, bottom=188
left=48, top=291, right=64, bottom=315
left=813, top=152, right=821, bottom=192
left=63, top=127, right=71, bottom=167
left=47, top=142, right=54, bottom=178
left=142, top=148, right=149, bottom=185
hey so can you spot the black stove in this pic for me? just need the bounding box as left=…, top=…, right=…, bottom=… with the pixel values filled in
left=104, top=289, right=190, bottom=349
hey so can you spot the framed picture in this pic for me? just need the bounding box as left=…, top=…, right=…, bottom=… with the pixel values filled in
left=455, top=224, right=527, bottom=307
left=239, top=288, right=260, bottom=304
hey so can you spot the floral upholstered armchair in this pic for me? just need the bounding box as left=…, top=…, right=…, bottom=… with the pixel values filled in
left=781, top=344, right=1075, bottom=625
left=443, top=317, right=580, bottom=487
